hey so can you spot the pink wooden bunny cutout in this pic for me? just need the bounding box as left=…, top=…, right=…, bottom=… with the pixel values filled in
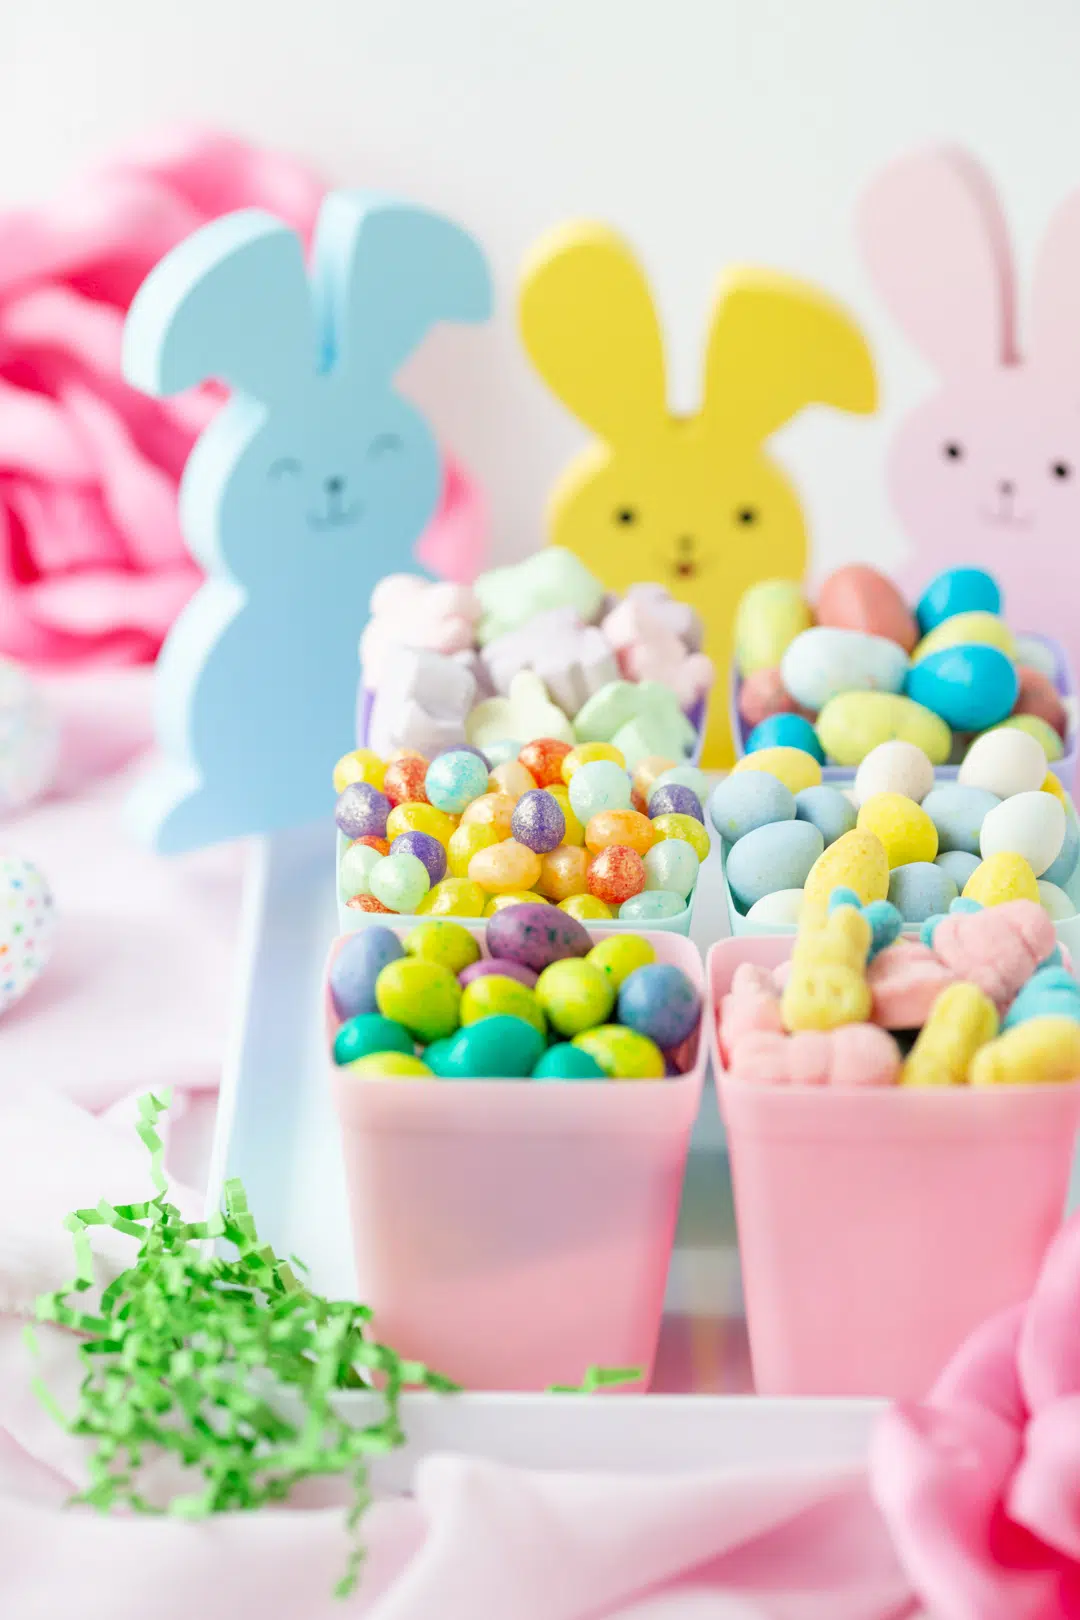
left=859, top=147, right=1080, bottom=667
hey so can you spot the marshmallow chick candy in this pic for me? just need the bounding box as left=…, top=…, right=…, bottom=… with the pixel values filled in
left=781, top=904, right=873, bottom=1032
left=901, top=982, right=999, bottom=1087
left=466, top=670, right=574, bottom=749
left=728, top=1024, right=900, bottom=1087
left=971, top=1016, right=1080, bottom=1086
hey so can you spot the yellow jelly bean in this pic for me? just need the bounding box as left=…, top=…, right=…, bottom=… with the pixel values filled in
left=547, top=783, right=584, bottom=846
left=912, top=611, right=1016, bottom=663
left=856, top=792, right=938, bottom=869
left=1041, top=772, right=1067, bottom=803
left=816, top=692, right=951, bottom=768
left=447, top=821, right=500, bottom=877
left=902, top=982, right=999, bottom=1087
left=461, top=975, right=546, bottom=1036
left=460, top=792, right=517, bottom=838
left=587, top=933, right=656, bottom=986
left=468, top=838, right=543, bottom=894
left=342, top=1052, right=433, bottom=1079
left=386, top=802, right=459, bottom=846
left=781, top=906, right=872, bottom=1032
left=484, top=890, right=547, bottom=915
left=559, top=893, right=613, bottom=921
left=585, top=809, right=656, bottom=856
left=731, top=746, right=821, bottom=795
left=416, top=878, right=487, bottom=918
left=536, top=843, right=590, bottom=900
left=801, top=829, right=889, bottom=929
left=649, top=812, right=710, bottom=862
left=489, top=760, right=537, bottom=797
left=963, top=851, right=1040, bottom=907
left=572, top=1025, right=665, bottom=1079
left=998, top=715, right=1065, bottom=763
left=971, top=1016, right=1080, bottom=1087
left=333, top=748, right=386, bottom=793
left=561, top=742, right=626, bottom=783
left=734, top=579, right=813, bottom=676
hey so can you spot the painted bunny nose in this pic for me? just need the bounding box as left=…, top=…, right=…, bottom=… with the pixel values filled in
left=325, top=475, right=345, bottom=496
left=998, top=479, right=1015, bottom=496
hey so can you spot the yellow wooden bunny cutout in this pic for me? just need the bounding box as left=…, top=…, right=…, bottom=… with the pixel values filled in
left=519, top=223, right=877, bottom=765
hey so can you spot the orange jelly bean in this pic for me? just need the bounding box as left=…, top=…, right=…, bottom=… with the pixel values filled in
left=519, top=738, right=573, bottom=788
left=489, top=761, right=537, bottom=798
left=460, top=792, right=517, bottom=838
left=587, top=845, right=647, bottom=905
left=468, top=838, right=544, bottom=894
left=353, top=834, right=390, bottom=856
left=346, top=893, right=395, bottom=913
left=536, top=844, right=589, bottom=901
left=585, top=809, right=656, bottom=857
left=383, top=756, right=429, bottom=807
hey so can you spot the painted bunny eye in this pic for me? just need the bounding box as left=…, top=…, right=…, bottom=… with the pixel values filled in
left=1052, top=461, right=1072, bottom=480
left=942, top=442, right=964, bottom=461
left=368, top=433, right=403, bottom=459
left=735, top=507, right=758, bottom=525
left=268, top=457, right=302, bottom=479
left=614, top=507, right=637, bottom=525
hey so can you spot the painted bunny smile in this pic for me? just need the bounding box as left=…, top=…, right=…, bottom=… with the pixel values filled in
left=308, top=500, right=362, bottom=530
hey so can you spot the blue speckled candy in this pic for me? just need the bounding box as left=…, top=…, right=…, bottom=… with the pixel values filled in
left=922, top=786, right=1001, bottom=855
left=1003, top=966, right=1080, bottom=1030
left=618, top=962, right=701, bottom=1049
left=484, top=739, right=523, bottom=769
left=328, top=927, right=405, bottom=1020
left=708, top=771, right=796, bottom=844
left=794, top=785, right=857, bottom=847
left=745, top=712, right=825, bottom=762
left=888, top=861, right=958, bottom=924
left=390, top=830, right=447, bottom=885
left=432, top=742, right=489, bottom=768
left=335, top=781, right=390, bottom=840
left=642, top=839, right=698, bottom=899
left=647, top=783, right=704, bottom=822
left=569, top=760, right=633, bottom=822
left=425, top=749, right=490, bottom=813
left=934, top=850, right=981, bottom=889
left=511, top=788, right=566, bottom=853
left=905, top=645, right=1018, bottom=732
left=915, top=567, right=1001, bottom=635
left=1043, top=813, right=1080, bottom=887
left=618, top=889, right=686, bottom=921
left=725, top=820, right=824, bottom=911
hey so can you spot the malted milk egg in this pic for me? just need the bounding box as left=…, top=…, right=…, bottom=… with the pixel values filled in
left=745, top=888, right=805, bottom=926
left=979, top=791, right=1066, bottom=877
left=958, top=727, right=1047, bottom=799
left=853, top=740, right=935, bottom=806
left=1037, top=879, right=1077, bottom=920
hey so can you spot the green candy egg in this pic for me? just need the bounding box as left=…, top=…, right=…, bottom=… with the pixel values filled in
left=572, top=1024, right=665, bottom=1079
left=532, top=1043, right=607, bottom=1081
left=586, top=934, right=656, bottom=990
left=425, top=1014, right=544, bottom=1078
left=333, top=1013, right=414, bottom=1067
left=343, top=1052, right=433, bottom=1079
left=535, top=958, right=614, bottom=1036
left=460, top=974, right=546, bottom=1036
left=375, top=958, right=462, bottom=1042
left=403, top=919, right=482, bottom=974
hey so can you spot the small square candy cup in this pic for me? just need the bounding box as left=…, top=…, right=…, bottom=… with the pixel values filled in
left=327, top=924, right=707, bottom=1392
left=729, top=631, right=1078, bottom=786
left=707, top=934, right=1080, bottom=1399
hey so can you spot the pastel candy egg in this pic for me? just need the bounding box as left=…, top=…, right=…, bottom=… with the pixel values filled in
left=335, top=781, right=391, bottom=840
left=734, top=579, right=813, bottom=675
left=731, top=747, right=822, bottom=795
left=511, top=789, right=566, bottom=854
left=402, top=918, right=481, bottom=974
left=801, top=829, right=890, bottom=927
left=888, top=862, right=958, bottom=924
left=815, top=564, right=918, bottom=650
left=484, top=891, right=546, bottom=914
left=343, top=1053, right=433, bottom=1080
left=781, top=626, right=909, bottom=712
left=572, top=1025, right=666, bottom=1080
left=857, top=793, right=938, bottom=868
left=935, top=850, right=981, bottom=890
left=568, top=760, right=633, bottom=823
left=481, top=739, right=523, bottom=769
left=1014, top=637, right=1057, bottom=680
left=618, top=890, right=686, bottom=921
left=815, top=692, right=951, bottom=768
left=536, top=958, right=616, bottom=1035
left=588, top=845, right=647, bottom=904
left=643, top=838, right=699, bottom=899
left=536, top=844, right=590, bottom=901
left=469, top=839, right=544, bottom=894
left=793, top=785, right=857, bottom=847
left=962, top=852, right=1040, bottom=907
left=459, top=956, right=539, bottom=989
left=329, top=927, right=405, bottom=1019
left=737, top=666, right=810, bottom=728
left=333, top=748, right=386, bottom=794
left=745, top=713, right=825, bottom=762
left=447, top=821, right=499, bottom=878
left=586, top=809, right=656, bottom=855
left=998, top=715, right=1065, bottom=762
left=460, top=793, right=517, bottom=838
left=416, top=877, right=487, bottom=918
left=979, top=792, right=1066, bottom=877
left=339, top=841, right=381, bottom=901
left=390, top=830, right=447, bottom=886
left=386, top=802, right=458, bottom=846
left=708, top=772, right=796, bottom=844
left=650, top=813, right=710, bottom=863
left=370, top=852, right=431, bottom=913
left=1043, top=814, right=1080, bottom=887
left=653, top=765, right=709, bottom=802
left=533, top=1044, right=607, bottom=1080
left=852, top=740, right=936, bottom=806
left=912, top=610, right=1015, bottom=663
left=518, top=737, right=573, bottom=787
left=915, top=567, right=1002, bottom=635
left=958, top=727, right=1047, bottom=797
left=633, top=756, right=679, bottom=798
left=906, top=644, right=1018, bottom=732
left=1042, top=772, right=1067, bottom=803
left=346, top=894, right=395, bottom=916
left=424, top=749, right=490, bottom=813
left=1038, top=880, right=1077, bottom=920
left=546, top=784, right=585, bottom=846
left=1014, top=666, right=1068, bottom=738
left=560, top=893, right=614, bottom=920
left=647, top=783, right=704, bottom=822
left=490, top=760, right=538, bottom=798
left=333, top=1013, right=413, bottom=1066
left=561, top=742, right=626, bottom=782
left=485, top=901, right=592, bottom=970
left=460, top=973, right=546, bottom=1036
left=921, top=785, right=1001, bottom=855
left=725, top=821, right=824, bottom=911
left=587, top=934, right=656, bottom=986
left=745, top=889, right=804, bottom=926
left=618, top=962, right=701, bottom=1049
left=375, top=957, right=462, bottom=1042
left=425, top=1014, right=545, bottom=1079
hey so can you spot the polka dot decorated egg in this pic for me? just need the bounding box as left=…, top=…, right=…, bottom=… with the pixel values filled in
left=0, top=855, right=55, bottom=1016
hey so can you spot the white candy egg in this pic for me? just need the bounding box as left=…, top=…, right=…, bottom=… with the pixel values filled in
left=852, top=739, right=935, bottom=806
left=1037, top=879, right=1077, bottom=920
left=979, top=791, right=1066, bottom=876
left=958, top=727, right=1047, bottom=799
left=745, top=888, right=805, bottom=926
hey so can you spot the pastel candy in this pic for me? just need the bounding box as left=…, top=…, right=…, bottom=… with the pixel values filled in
left=794, top=785, right=857, bottom=847
left=1013, top=666, right=1068, bottom=738
left=958, top=727, right=1046, bottom=798
left=718, top=961, right=784, bottom=1061
left=737, top=667, right=813, bottom=729
left=611, top=710, right=696, bottom=771
left=709, top=771, right=796, bottom=843
left=906, top=644, right=1019, bottom=733
left=915, top=567, right=1001, bottom=635
left=781, top=626, right=909, bottom=712
left=971, top=1017, right=1080, bottom=1087
left=922, top=785, right=1001, bottom=855
left=730, top=747, right=822, bottom=795
left=867, top=940, right=958, bottom=1029
left=979, top=792, right=1066, bottom=877
left=801, top=830, right=890, bottom=929
left=815, top=565, right=918, bottom=651
left=1003, top=966, right=1080, bottom=1030
left=781, top=906, right=872, bottom=1032
left=962, top=852, right=1040, bottom=908
left=912, top=610, right=1016, bottom=663
left=475, top=547, right=606, bottom=642
left=621, top=583, right=703, bottom=650
left=852, top=740, right=935, bottom=806
left=368, top=644, right=476, bottom=757
left=857, top=793, right=938, bottom=868
left=815, top=692, right=951, bottom=768
left=734, top=580, right=813, bottom=676
left=887, top=862, right=958, bottom=924
left=481, top=607, right=619, bottom=716
left=1015, top=636, right=1058, bottom=679
left=935, top=850, right=981, bottom=890
left=466, top=670, right=574, bottom=749
left=726, top=821, right=824, bottom=911
left=745, top=889, right=805, bottom=927
left=745, top=713, right=825, bottom=761
left=573, top=681, right=644, bottom=742
left=0, top=658, right=59, bottom=815
left=727, top=1024, right=900, bottom=1087
left=998, top=714, right=1065, bottom=763
left=901, top=982, right=999, bottom=1087
left=1038, top=880, right=1077, bottom=920
left=603, top=595, right=712, bottom=705
left=931, top=899, right=1055, bottom=1007
left=360, top=578, right=478, bottom=685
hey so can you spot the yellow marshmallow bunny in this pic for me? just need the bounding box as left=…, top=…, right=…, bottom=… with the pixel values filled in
left=781, top=904, right=873, bottom=1032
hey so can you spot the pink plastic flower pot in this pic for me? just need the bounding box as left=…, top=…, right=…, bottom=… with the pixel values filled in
left=707, top=934, right=1080, bottom=1400
left=328, top=926, right=707, bottom=1392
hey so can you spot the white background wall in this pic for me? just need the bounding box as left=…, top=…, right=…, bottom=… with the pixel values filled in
left=5, top=0, right=1080, bottom=581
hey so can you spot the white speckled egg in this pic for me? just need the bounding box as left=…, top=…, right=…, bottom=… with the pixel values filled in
left=1037, top=879, right=1077, bottom=920
left=745, top=889, right=805, bottom=926
left=979, top=791, right=1066, bottom=877
left=852, top=740, right=935, bottom=806
left=781, top=627, right=909, bottom=713
left=958, top=728, right=1047, bottom=798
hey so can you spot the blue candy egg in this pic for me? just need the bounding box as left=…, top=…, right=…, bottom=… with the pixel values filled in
left=618, top=890, right=687, bottom=921
left=794, top=785, right=857, bottom=847
left=887, top=862, right=958, bottom=923
left=725, top=820, right=824, bottom=911
left=922, top=785, right=1001, bottom=855
left=618, top=962, right=702, bottom=1049
left=905, top=644, right=1018, bottom=732
left=1043, top=812, right=1080, bottom=888
left=915, top=567, right=1002, bottom=635
left=708, top=771, right=796, bottom=844
left=934, top=850, right=981, bottom=889
left=745, top=713, right=825, bottom=762
left=328, top=927, right=405, bottom=1020
left=425, top=749, right=490, bottom=813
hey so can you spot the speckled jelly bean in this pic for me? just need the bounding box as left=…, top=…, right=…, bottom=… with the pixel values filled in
left=329, top=927, right=404, bottom=1019
left=650, top=812, right=709, bottom=862
left=383, top=756, right=429, bottom=807
left=587, top=934, right=656, bottom=987
left=447, top=821, right=499, bottom=878
left=333, top=748, right=386, bottom=794
left=642, top=838, right=698, bottom=899
left=339, top=841, right=381, bottom=901
left=390, top=830, right=447, bottom=886
left=585, top=809, right=655, bottom=856
left=618, top=890, right=686, bottom=921
left=647, top=784, right=704, bottom=822
left=587, top=845, right=646, bottom=904
left=490, top=760, right=538, bottom=798
left=561, top=742, right=626, bottom=783
left=536, top=958, right=615, bottom=1035
left=532, top=1044, right=607, bottom=1080
left=484, top=890, right=546, bottom=914
left=425, top=1014, right=545, bottom=1079
left=375, top=958, right=462, bottom=1042
left=536, top=844, right=589, bottom=902
left=343, top=1052, right=433, bottom=1079
left=424, top=749, right=490, bottom=813
left=335, top=781, right=391, bottom=840
left=460, top=793, right=517, bottom=838
left=386, top=802, right=458, bottom=847
left=485, top=901, right=592, bottom=970
left=460, top=973, right=546, bottom=1036
left=618, top=963, right=701, bottom=1049
left=469, top=839, right=543, bottom=894
left=346, top=894, right=394, bottom=914
left=547, top=784, right=584, bottom=846
left=403, top=919, right=481, bottom=974
left=458, top=957, right=539, bottom=990
left=560, top=893, right=613, bottom=920
left=511, top=789, right=566, bottom=853
left=572, top=1025, right=665, bottom=1080
left=369, top=852, right=431, bottom=913
left=887, top=862, right=958, bottom=924
left=416, top=877, right=487, bottom=918
left=856, top=794, right=938, bottom=869
left=519, top=738, right=573, bottom=787
left=333, top=1013, right=413, bottom=1066
left=568, top=760, right=633, bottom=822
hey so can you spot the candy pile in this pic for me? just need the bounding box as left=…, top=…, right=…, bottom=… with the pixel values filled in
left=711, top=730, right=1078, bottom=927
left=334, top=740, right=708, bottom=923
left=364, top=549, right=713, bottom=769
left=328, top=908, right=702, bottom=1081
left=734, top=563, right=1071, bottom=770
left=719, top=891, right=1080, bottom=1088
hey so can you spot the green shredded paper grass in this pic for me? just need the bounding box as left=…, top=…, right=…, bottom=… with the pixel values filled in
left=28, top=1090, right=641, bottom=1598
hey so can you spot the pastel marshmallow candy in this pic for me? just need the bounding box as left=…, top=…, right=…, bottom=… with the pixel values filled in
left=867, top=939, right=957, bottom=1029
left=727, top=1024, right=900, bottom=1087
left=361, top=575, right=480, bottom=684
left=475, top=547, right=606, bottom=642
left=602, top=596, right=712, bottom=706
left=481, top=607, right=619, bottom=715
left=368, top=644, right=477, bottom=757
left=466, top=670, right=574, bottom=749
left=718, top=961, right=783, bottom=1062
left=930, top=899, right=1056, bottom=1009
left=623, top=583, right=703, bottom=650
left=958, top=727, right=1047, bottom=798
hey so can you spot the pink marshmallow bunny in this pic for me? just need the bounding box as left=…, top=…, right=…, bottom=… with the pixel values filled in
left=867, top=939, right=958, bottom=1030
left=929, top=899, right=1056, bottom=1009
left=859, top=147, right=1080, bottom=669
left=360, top=575, right=480, bottom=686
left=728, top=1025, right=900, bottom=1088
left=717, top=962, right=783, bottom=1062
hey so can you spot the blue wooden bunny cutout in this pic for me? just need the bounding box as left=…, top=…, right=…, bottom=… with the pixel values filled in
left=122, top=193, right=492, bottom=852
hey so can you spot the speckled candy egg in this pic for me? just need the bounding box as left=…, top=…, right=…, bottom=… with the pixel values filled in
left=801, top=830, right=890, bottom=927
left=1043, top=814, right=1080, bottom=887
left=339, top=841, right=381, bottom=901
left=0, top=856, right=54, bottom=1015
left=425, top=1014, right=545, bottom=1079
left=935, top=850, right=981, bottom=889
left=979, top=792, right=1066, bottom=877
left=568, top=760, right=633, bottom=823
left=460, top=973, right=546, bottom=1036
left=617, top=962, right=701, bottom=1049
left=588, top=845, right=647, bottom=905
left=536, top=844, right=590, bottom=902
left=730, top=747, right=822, bottom=795
left=533, top=1044, right=607, bottom=1080
left=708, top=772, right=796, bottom=844
left=490, top=760, right=538, bottom=798
left=458, top=956, right=539, bottom=989
left=734, top=580, right=812, bottom=675
left=920, top=786, right=1001, bottom=856
left=745, top=889, right=805, bottom=926
left=852, top=740, right=935, bottom=806
left=403, top=919, right=481, bottom=974
left=744, top=713, right=825, bottom=762
left=460, top=792, right=517, bottom=838
left=518, top=738, right=573, bottom=787
left=653, top=765, right=709, bottom=801
left=386, top=802, right=458, bottom=847
left=483, top=739, right=524, bottom=769
left=375, top=956, right=461, bottom=1041
left=572, top=1025, right=666, bottom=1080
left=618, top=890, right=687, bottom=921
left=485, top=901, right=592, bottom=971
left=469, top=839, right=543, bottom=894
left=536, top=958, right=615, bottom=1035
left=856, top=794, right=938, bottom=868
left=794, top=785, right=857, bottom=847
left=781, top=627, right=909, bottom=712
left=998, top=715, right=1065, bottom=762
left=416, top=877, right=487, bottom=918
left=511, top=789, right=566, bottom=853
left=958, top=727, right=1047, bottom=798
left=647, top=783, right=704, bottom=822
left=390, top=831, right=447, bottom=886
left=383, top=756, right=429, bottom=807
left=887, top=862, right=958, bottom=924
left=643, top=838, right=699, bottom=899
left=915, top=567, right=1001, bottom=635
left=560, top=893, right=614, bottom=921
left=587, top=934, right=656, bottom=987
left=815, top=564, right=918, bottom=651
left=447, top=821, right=499, bottom=878
left=815, top=692, right=951, bottom=768
left=335, top=781, right=391, bottom=840
left=962, top=851, right=1040, bottom=907
left=905, top=644, right=1018, bottom=732
left=725, top=821, right=824, bottom=911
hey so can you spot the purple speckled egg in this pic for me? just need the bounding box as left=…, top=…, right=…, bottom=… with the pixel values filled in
left=485, top=902, right=591, bottom=971
left=390, top=830, right=447, bottom=885
left=511, top=789, right=566, bottom=854
left=647, top=784, right=704, bottom=823
left=336, top=781, right=390, bottom=840
left=458, top=956, right=539, bottom=990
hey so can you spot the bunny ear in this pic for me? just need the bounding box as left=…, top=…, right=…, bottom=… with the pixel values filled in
left=518, top=222, right=668, bottom=445
left=857, top=146, right=1016, bottom=372
left=1027, top=189, right=1080, bottom=370
left=702, top=268, right=876, bottom=444
left=122, top=209, right=316, bottom=402
left=312, top=192, right=492, bottom=384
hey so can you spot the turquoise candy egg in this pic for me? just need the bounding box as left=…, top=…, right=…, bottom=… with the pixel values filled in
left=905, top=645, right=1018, bottom=732
left=618, top=890, right=686, bottom=920
left=484, top=739, right=523, bottom=769
left=425, top=1013, right=545, bottom=1078
left=618, top=962, right=701, bottom=1049
left=568, top=760, right=633, bottom=822
left=642, top=839, right=698, bottom=899
left=425, top=749, right=490, bottom=813
left=334, top=1013, right=414, bottom=1066
left=708, top=771, right=796, bottom=843
left=745, top=713, right=825, bottom=762
left=887, top=861, right=958, bottom=923
left=533, top=1043, right=607, bottom=1080
left=794, top=785, right=857, bottom=847
left=922, top=786, right=1001, bottom=855
left=725, top=820, right=824, bottom=911
left=915, top=567, right=1002, bottom=635
left=370, top=851, right=432, bottom=913
left=1003, top=967, right=1080, bottom=1030
left=934, top=850, right=981, bottom=889
left=1043, top=813, right=1080, bottom=887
